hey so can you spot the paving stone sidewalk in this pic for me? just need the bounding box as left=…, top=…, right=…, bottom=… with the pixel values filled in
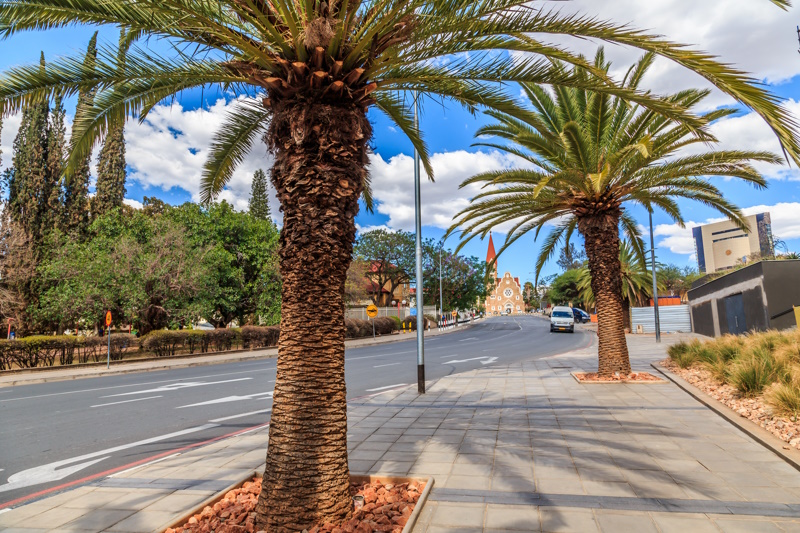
left=3, top=332, right=800, bottom=532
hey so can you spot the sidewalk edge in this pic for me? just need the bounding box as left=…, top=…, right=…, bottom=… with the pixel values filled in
left=651, top=362, right=800, bottom=473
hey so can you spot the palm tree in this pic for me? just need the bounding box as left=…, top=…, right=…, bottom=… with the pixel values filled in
left=0, top=1, right=798, bottom=529
left=577, top=239, right=657, bottom=330
left=450, top=50, right=783, bottom=377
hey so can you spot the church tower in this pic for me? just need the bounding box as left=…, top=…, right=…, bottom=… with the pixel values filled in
left=486, top=232, right=498, bottom=279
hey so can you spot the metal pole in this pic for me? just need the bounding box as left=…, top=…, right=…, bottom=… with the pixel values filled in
left=649, top=211, right=661, bottom=343
left=107, top=326, right=111, bottom=368
left=413, top=91, right=425, bottom=394
left=439, top=246, right=443, bottom=324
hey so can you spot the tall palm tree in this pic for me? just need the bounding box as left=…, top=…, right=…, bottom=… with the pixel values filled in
left=0, top=1, right=798, bottom=529
left=450, top=50, right=783, bottom=377
left=577, top=239, right=657, bottom=330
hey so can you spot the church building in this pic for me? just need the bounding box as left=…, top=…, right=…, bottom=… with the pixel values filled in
left=483, top=233, right=526, bottom=315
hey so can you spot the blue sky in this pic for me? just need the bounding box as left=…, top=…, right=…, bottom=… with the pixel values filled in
left=2, top=0, right=800, bottom=286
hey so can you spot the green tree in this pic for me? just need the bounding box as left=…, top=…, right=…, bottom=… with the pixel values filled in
left=63, top=33, right=97, bottom=237
left=354, top=229, right=415, bottom=307
left=451, top=51, right=781, bottom=377
left=658, top=264, right=701, bottom=300
left=557, top=242, right=586, bottom=271
left=43, top=94, right=66, bottom=232
left=248, top=168, right=271, bottom=220
left=3, top=0, right=799, bottom=528
left=548, top=270, right=583, bottom=307
left=522, top=281, right=540, bottom=309
left=423, top=247, right=489, bottom=313
left=94, top=30, right=128, bottom=218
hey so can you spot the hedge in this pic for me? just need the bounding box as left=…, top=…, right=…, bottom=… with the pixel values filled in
left=0, top=334, right=140, bottom=369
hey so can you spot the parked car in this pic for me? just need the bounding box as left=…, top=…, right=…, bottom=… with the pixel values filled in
left=572, top=308, right=590, bottom=323
left=550, top=306, right=575, bottom=333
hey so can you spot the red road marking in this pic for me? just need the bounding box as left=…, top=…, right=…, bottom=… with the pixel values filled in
left=0, top=423, right=269, bottom=510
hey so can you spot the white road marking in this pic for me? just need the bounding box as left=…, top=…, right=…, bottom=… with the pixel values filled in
left=442, top=356, right=495, bottom=364
left=210, top=409, right=272, bottom=423
left=91, top=395, right=162, bottom=408
left=365, top=384, right=407, bottom=392
left=373, top=362, right=401, bottom=368
left=102, top=377, right=252, bottom=398
left=1, top=366, right=276, bottom=403
left=458, top=337, right=478, bottom=342
left=0, top=423, right=219, bottom=493
left=177, top=391, right=273, bottom=409
left=481, top=357, right=499, bottom=365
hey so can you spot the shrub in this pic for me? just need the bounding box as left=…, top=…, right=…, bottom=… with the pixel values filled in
left=206, top=328, right=239, bottom=352
left=727, top=348, right=783, bottom=396
left=79, top=336, right=105, bottom=363
left=0, top=340, right=17, bottom=370
left=108, top=334, right=139, bottom=361
left=14, top=336, right=70, bottom=367
left=183, top=330, right=207, bottom=354
left=402, top=316, right=430, bottom=331
left=345, top=319, right=365, bottom=338
left=668, top=341, right=695, bottom=368
left=141, top=330, right=185, bottom=357
left=765, top=381, right=800, bottom=418
left=241, top=326, right=280, bottom=349
left=387, top=316, right=403, bottom=330
left=372, top=317, right=397, bottom=335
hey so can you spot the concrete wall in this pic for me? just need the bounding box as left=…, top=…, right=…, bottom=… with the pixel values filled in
left=688, top=260, right=800, bottom=337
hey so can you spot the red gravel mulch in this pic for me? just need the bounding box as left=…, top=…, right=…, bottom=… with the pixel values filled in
left=573, top=371, right=665, bottom=383
left=165, top=476, right=426, bottom=533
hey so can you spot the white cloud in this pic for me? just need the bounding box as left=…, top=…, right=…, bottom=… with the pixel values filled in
left=651, top=202, right=800, bottom=256
left=367, top=149, right=524, bottom=232
left=124, top=98, right=279, bottom=216
left=528, top=0, right=800, bottom=110
left=1, top=113, right=22, bottom=172
left=123, top=198, right=143, bottom=210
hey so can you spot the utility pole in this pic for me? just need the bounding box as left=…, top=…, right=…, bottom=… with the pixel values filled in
left=439, top=245, right=444, bottom=323
left=649, top=210, right=661, bottom=342
left=413, top=91, right=425, bottom=394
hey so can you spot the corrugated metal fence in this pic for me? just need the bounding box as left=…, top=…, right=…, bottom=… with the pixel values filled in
left=631, top=305, right=692, bottom=333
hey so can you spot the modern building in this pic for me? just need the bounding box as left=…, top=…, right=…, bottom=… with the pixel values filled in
left=483, top=233, right=526, bottom=315
left=688, top=260, right=800, bottom=336
left=692, top=213, right=773, bottom=274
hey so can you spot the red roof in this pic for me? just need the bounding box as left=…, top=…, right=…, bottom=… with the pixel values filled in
left=486, top=233, right=496, bottom=264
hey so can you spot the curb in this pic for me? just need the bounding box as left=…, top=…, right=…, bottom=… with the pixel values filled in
left=0, top=323, right=475, bottom=387
left=651, top=362, right=800, bottom=473
left=570, top=371, right=668, bottom=384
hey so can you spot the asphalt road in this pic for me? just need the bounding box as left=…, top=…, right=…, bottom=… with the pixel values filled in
left=0, top=315, right=591, bottom=508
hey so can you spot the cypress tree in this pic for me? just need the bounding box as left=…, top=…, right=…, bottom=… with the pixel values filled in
left=94, top=30, right=128, bottom=217
left=248, top=169, right=271, bottom=220
left=44, top=94, right=66, bottom=232
left=63, top=33, right=97, bottom=237
left=8, top=52, right=49, bottom=242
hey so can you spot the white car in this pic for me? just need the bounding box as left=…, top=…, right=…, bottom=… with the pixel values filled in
left=550, top=306, right=575, bottom=333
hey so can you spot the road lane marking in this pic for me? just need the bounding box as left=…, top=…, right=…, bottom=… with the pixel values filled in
left=102, top=377, right=252, bottom=398
left=210, top=409, right=272, bottom=423
left=365, top=384, right=406, bottom=392
left=458, top=337, right=478, bottom=342
left=177, top=391, right=273, bottom=408
left=91, top=395, right=162, bottom=408
left=0, top=423, right=219, bottom=494
left=373, top=363, right=401, bottom=368
left=442, top=356, right=497, bottom=364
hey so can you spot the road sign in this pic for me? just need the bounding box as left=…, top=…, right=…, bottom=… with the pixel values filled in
left=105, top=310, right=112, bottom=327
left=366, top=304, right=378, bottom=318
left=451, top=310, right=457, bottom=317
left=409, top=307, right=417, bottom=316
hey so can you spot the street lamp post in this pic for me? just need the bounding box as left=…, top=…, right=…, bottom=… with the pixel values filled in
left=413, top=91, right=426, bottom=393
left=649, top=210, right=661, bottom=343
left=439, top=245, right=444, bottom=322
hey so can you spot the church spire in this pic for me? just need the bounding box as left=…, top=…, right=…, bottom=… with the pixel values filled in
left=486, top=232, right=498, bottom=278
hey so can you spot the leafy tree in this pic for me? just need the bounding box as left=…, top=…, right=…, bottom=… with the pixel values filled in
left=94, top=30, right=129, bottom=218
left=248, top=168, right=271, bottom=220
left=522, top=281, right=540, bottom=309
left=3, top=0, right=799, bottom=527
left=451, top=51, right=781, bottom=377
left=63, top=33, right=97, bottom=237
left=658, top=264, right=701, bottom=299
left=547, top=270, right=584, bottom=307
left=557, top=242, right=586, bottom=271
left=423, top=247, right=489, bottom=313
left=354, top=229, right=415, bottom=307
left=43, top=94, right=66, bottom=232
left=344, top=259, right=370, bottom=307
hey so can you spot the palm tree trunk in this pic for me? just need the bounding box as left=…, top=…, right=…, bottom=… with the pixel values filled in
left=580, top=215, right=632, bottom=376
left=254, top=101, right=371, bottom=531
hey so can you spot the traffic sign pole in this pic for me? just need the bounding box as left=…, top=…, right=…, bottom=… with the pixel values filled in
left=105, top=310, right=112, bottom=369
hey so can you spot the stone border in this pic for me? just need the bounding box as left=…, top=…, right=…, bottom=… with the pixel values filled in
left=158, top=472, right=434, bottom=533
left=652, top=362, right=800, bottom=473
left=570, top=371, right=668, bottom=384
